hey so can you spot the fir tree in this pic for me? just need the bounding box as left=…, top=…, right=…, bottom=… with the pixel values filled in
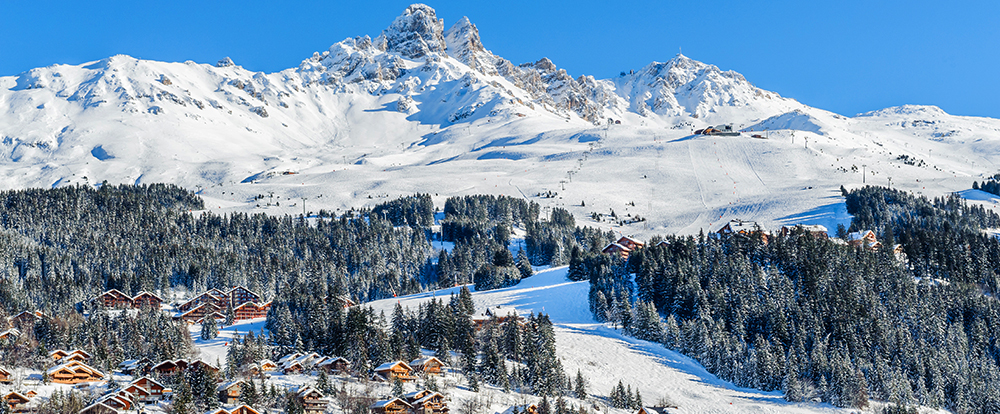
left=201, top=314, right=218, bottom=340
left=574, top=369, right=587, bottom=400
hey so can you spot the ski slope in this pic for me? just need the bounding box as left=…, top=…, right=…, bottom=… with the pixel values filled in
left=364, top=267, right=945, bottom=414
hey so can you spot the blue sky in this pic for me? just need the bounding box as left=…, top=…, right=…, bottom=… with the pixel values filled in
left=2, top=1, right=998, bottom=118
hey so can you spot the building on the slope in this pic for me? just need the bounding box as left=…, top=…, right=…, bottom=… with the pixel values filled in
left=95, top=289, right=134, bottom=308
left=472, top=306, right=524, bottom=330
left=175, top=303, right=225, bottom=324
left=0, top=366, right=11, bottom=383
left=373, top=361, right=416, bottom=382
left=217, top=380, right=244, bottom=405
left=717, top=219, right=771, bottom=243
left=779, top=224, right=829, bottom=239
left=151, top=359, right=188, bottom=375
left=0, top=328, right=20, bottom=342
left=51, top=349, right=93, bottom=363
left=131, top=291, right=163, bottom=310
left=258, top=359, right=278, bottom=372
left=128, top=376, right=167, bottom=402
left=409, top=357, right=445, bottom=375
left=616, top=236, right=645, bottom=251
left=846, top=230, right=881, bottom=250
left=46, top=361, right=105, bottom=384
left=317, top=357, right=351, bottom=375
left=177, top=290, right=227, bottom=313
left=226, top=286, right=261, bottom=308
left=403, top=390, right=448, bottom=414
left=233, top=301, right=270, bottom=320
left=370, top=397, right=413, bottom=414
left=118, top=357, right=153, bottom=375
left=601, top=242, right=632, bottom=259
left=2, top=391, right=30, bottom=413
left=8, top=310, right=47, bottom=328
left=294, top=386, right=328, bottom=414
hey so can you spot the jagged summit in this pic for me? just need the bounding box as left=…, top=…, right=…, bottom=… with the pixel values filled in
left=377, top=4, right=447, bottom=59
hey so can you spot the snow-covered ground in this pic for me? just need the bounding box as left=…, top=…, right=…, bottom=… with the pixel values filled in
left=1, top=6, right=998, bottom=240
left=363, top=267, right=948, bottom=414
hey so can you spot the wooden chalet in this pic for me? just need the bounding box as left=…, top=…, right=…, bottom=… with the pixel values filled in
left=79, top=401, right=120, bottom=414
left=190, top=360, right=221, bottom=375
left=96, top=289, right=134, bottom=308
left=151, top=359, right=189, bottom=375
left=227, top=286, right=261, bottom=308
left=233, top=301, right=270, bottom=320
left=779, top=224, right=829, bottom=239
left=9, top=310, right=46, bottom=328
left=49, top=349, right=71, bottom=361
left=374, top=361, right=417, bottom=382
left=0, top=366, right=11, bottom=383
left=119, top=357, right=153, bottom=375
left=294, top=386, right=328, bottom=414
left=847, top=230, right=881, bottom=250
left=616, top=236, right=645, bottom=251
left=601, top=242, right=632, bottom=259
left=0, top=328, right=20, bottom=342
left=258, top=359, right=278, bottom=372
left=472, top=306, right=524, bottom=330
left=282, top=361, right=305, bottom=375
left=121, top=383, right=152, bottom=403
left=96, top=392, right=133, bottom=411
left=129, top=376, right=167, bottom=402
left=409, top=357, right=444, bottom=375
left=717, top=219, right=771, bottom=243
left=317, top=357, right=350, bottom=375
left=217, top=380, right=244, bottom=405
left=371, top=397, right=413, bottom=414
left=404, top=390, right=448, bottom=414
left=2, top=392, right=29, bottom=413
left=46, top=361, right=105, bottom=384
left=132, top=291, right=163, bottom=310
left=175, top=303, right=222, bottom=324
left=177, top=291, right=226, bottom=313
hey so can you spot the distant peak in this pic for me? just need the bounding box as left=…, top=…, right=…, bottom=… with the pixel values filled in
left=216, top=57, right=235, bottom=68
left=379, top=3, right=447, bottom=59
left=445, top=16, right=485, bottom=54
left=858, top=104, right=947, bottom=118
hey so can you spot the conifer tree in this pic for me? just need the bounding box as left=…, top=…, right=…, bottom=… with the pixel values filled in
left=574, top=369, right=587, bottom=400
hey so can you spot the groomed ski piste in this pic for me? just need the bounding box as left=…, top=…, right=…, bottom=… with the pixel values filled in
left=184, top=266, right=949, bottom=414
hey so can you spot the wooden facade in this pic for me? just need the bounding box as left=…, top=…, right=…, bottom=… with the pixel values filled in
left=234, top=301, right=269, bottom=320
left=46, top=361, right=105, bottom=384
left=616, top=236, right=645, bottom=251
left=132, top=291, right=163, bottom=310
left=218, top=380, right=244, bottom=405
left=405, top=390, right=448, bottom=414
left=410, top=357, right=444, bottom=375
left=79, top=402, right=119, bottom=414
left=374, top=361, right=417, bottom=382
left=601, top=242, right=632, bottom=259
left=318, top=357, right=350, bottom=374
left=2, top=392, right=29, bottom=413
left=130, top=376, right=167, bottom=402
left=0, top=366, right=11, bottom=383
left=0, top=329, right=19, bottom=342
left=295, top=386, right=328, bottom=414
left=97, top=289, right=134, bottom=308
left=371, top=397, right=413, bottom=414
left=228, top=286, right=261, bottom=308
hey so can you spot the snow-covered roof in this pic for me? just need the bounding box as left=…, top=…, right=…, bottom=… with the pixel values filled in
left=409, top=356, right=442, bottom=367
left=371, top=397, right=412, bottom=409
left=413, top=391, right=444, bottom=405
left=294, top=385, right=324, bottom=398
left=132, top=291, right=163, bottom=301
left=217, top=380, right=244, bottom=391
left=374, top=360, right=412, bottom=372
left=846, top=230, right=875, bottom=241
left=602, top=242, right=631, bottom=252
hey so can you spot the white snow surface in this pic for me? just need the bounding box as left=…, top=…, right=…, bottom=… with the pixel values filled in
left=362, top=266, right=947, bottom=414
left=1, top=4, right=998, bottom=238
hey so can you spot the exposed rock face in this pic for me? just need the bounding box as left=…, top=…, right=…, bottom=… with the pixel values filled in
left=216, top=57, right=235, bottom=68
left=378, top=4, right=447, bottom=59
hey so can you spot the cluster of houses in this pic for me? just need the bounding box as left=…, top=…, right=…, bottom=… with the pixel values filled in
left=277, top=352, right=349, bottom=376
left=173, top=286, right=270, bottom=324
left=78, top=376, right=168, bottom=414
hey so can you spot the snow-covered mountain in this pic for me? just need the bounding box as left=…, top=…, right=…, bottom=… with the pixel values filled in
left=1, top=3, right=998, bottom=236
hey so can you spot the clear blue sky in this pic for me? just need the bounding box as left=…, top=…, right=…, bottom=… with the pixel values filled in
left=2, top=0, right=998, bottom=118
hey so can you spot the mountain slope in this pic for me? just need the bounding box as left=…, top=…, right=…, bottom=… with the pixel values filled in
left=1, top=3, right=998, bottom=237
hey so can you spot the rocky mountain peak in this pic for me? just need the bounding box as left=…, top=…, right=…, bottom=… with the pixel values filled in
left=378, top=4, right=447, bottom=59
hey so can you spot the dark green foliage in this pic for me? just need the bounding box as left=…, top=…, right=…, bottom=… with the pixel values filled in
left=370, top=193, right=434, bottom=227
left=584, top=186, right=1000, bottom=410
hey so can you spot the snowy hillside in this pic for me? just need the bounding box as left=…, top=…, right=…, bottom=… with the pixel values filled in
left=1, top=3, right=999, bottom=237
